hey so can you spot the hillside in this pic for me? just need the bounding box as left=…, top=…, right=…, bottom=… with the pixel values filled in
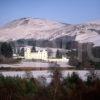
left=0, top=18, right=69, bottom=41
left=0, top=18, right=100, bottom=46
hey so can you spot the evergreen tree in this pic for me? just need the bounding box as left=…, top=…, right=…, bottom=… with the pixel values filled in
left=0, top=42, right=13, bottom=58
left=31, top=46, right=36, bottom=52
left=56, top=50, right=62, bottom=58
left=20, top=48, right=24, bottom=56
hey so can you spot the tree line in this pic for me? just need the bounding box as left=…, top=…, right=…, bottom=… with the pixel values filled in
left=0, top=68, right=100, bottom=100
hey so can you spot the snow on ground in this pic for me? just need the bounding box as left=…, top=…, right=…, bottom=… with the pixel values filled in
left=0, top=61, right=71, bottom=67
left=0, top=61, right=50, bottom=67
left=1, top=69, right=100, bottom=83
left=0, top=70, right=89, bottom=83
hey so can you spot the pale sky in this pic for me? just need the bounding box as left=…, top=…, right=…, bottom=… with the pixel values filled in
left=0, top=0, right=100, bottom=25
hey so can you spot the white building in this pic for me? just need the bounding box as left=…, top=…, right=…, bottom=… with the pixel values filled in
left=13, top=46, right=69, bottom=62
left=24, top=46, right=48, bottom=60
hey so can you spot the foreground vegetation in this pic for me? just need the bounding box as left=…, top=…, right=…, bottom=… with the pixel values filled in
left=0, top=68, right=100, bottom=100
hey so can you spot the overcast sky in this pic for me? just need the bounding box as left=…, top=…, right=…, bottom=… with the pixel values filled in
left=0, top=0, right=100, bottom=25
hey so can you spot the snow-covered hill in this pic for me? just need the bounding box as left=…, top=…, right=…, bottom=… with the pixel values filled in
left=0, top=17, right=100, bottom=46
left=75, top=23, right=100, bottom=46
left=0, top=18, right=69, bottom=41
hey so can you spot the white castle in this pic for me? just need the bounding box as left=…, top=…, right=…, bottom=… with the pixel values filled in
left=24, top=46, right=48, bottom=60
left=13, top=46, right=69, bottom=62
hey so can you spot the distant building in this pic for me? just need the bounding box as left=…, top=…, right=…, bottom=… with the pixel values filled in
left=24, top=46, right=48, bottom=60
left=13, top=46, right=69, bottom=62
